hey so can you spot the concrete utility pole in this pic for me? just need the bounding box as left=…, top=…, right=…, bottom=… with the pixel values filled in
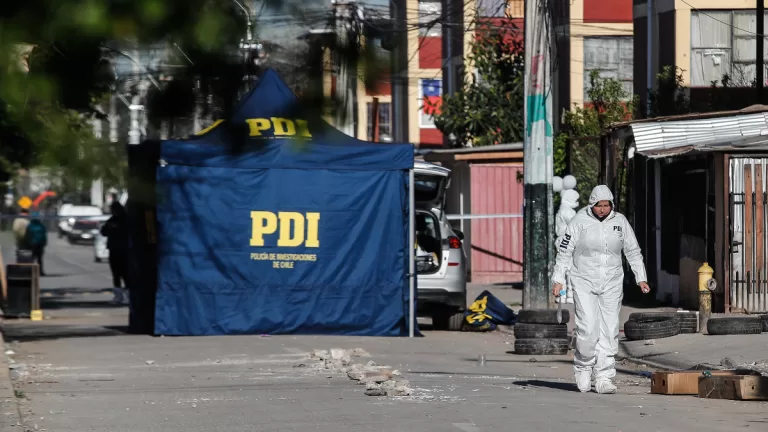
left=441, top=0, right=458, bottom=146
left=128, top=47, right=142, bottom=145
left=333, top=1, right=359, bottom=137
left=522, top=0, right=555, bottom=310
left=390, top=0, right=409, bottom=143
left=90, top=115, right=104, bottom=208
left=758, top=0, right=764, bottom=101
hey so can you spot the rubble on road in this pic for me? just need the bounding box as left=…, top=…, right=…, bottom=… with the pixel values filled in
left=297, top=348, right=413, bottom=398
left=364, top=379, right=413, bottom=397
left=720, top=357, right=768, bottom=376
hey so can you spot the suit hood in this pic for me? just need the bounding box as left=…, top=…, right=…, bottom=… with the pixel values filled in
left=561, top=189, right=580, bottom=209
left=589, top=185, right=614, bottom=208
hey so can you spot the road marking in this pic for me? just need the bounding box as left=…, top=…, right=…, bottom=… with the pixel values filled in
left=453, top=423, right=481, bottom=432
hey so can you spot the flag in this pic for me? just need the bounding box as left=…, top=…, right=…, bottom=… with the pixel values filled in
left=422, top=79, right=442, bottom=116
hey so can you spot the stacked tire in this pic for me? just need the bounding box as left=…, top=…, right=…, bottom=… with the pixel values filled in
left=513, top=309, right=570, bottom=355
left=624, top=313, right=681, bottom=341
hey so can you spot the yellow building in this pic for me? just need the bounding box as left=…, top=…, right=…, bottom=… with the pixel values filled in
left=636, top=0, right=768, bottom=109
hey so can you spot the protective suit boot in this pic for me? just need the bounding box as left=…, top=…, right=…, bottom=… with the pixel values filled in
left=595, top=379, right=617, bottom=394
left=574, top=369, right=592, bottom=393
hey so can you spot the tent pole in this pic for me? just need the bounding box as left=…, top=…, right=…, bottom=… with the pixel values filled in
left=408, top=168, right=415, bottom=338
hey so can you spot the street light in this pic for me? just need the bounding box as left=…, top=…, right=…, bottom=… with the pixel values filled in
left=230, top=0, right=253, bottom=42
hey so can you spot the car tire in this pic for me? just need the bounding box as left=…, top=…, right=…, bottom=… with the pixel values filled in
left=760, top=315, right=768, bottom=333
left=706, top=317, right=763, bottom=335
left=623, top=317, right=680, bottom=341
left=627, top=311, right=698, bottom=334
left=513, top=323, right=568, bottom=339
left=517, top=309, right=570, bottom=325
left=432, top=311, right=465, bottom=331
left=94, top=257, right=101, bottom=263
left=676, top=312, right=699, bottom=334
left=513, top=338, right=569, bottom=355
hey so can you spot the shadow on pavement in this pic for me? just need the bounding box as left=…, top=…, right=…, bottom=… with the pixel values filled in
left=408, top=370, right=530, bottom=379
left=513, top=379, right=580, bottom=392
left=38, top=287, right=118, bottom=309
left=491, top=282, right=523, bottom=289
left=40, top=300, right=124, bottom=309
left=1, top=324, right=130, bottom=342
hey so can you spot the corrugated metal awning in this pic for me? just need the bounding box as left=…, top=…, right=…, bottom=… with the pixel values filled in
left=631, top=112, right=768, bottom=158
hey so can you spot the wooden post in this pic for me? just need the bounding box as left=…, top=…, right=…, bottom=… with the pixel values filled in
left=371, top=97, right=380, bottom=142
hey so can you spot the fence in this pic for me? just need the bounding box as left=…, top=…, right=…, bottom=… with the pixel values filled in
left=729, top=157, right=768, bottom=313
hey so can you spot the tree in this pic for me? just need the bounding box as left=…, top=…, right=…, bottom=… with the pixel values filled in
left=430, top=26, right=524, bottom=147
left=554, top=70, right=635, bottom=205
left=0, top=0, right=286, bottom=184
left=648, top=66, right=690, bottom=118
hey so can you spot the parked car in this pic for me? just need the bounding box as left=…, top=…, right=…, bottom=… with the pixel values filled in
left=94, top=226, right=109, bottom=262
left=66, top=215, right=108, bottom=245
left=58, top=205, right=104, bottom=239
left=414, top=161, right=467, bottom=331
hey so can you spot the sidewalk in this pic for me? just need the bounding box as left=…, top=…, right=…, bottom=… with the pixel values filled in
left=473, top=285, right=768, bottom=375
left=0, top=331, right=23, bottom=432
left=621, top=332, right=768, bottom=373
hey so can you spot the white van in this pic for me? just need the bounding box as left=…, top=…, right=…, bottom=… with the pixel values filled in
left=57, top=205, right=103, bottom=238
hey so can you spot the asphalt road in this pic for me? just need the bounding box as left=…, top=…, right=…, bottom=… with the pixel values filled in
left=2, top=232, right=768, bottom=432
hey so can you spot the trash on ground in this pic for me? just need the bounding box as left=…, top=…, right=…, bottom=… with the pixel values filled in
left=463, top=290, right=517, bottom=332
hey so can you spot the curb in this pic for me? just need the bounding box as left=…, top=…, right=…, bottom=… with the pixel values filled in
left=0, top=329, right=24, bottom=431
left=617, top=340, right=712, bottom=372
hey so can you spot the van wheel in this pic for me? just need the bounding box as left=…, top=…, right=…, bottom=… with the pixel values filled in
left=94, top=257, right=101, bottom=263
left=432, top=311, right=465, bottom=331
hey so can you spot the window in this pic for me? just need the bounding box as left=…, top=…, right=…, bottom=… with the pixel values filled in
left=583, top=37, right=634, bottom=101
left=419, top=0, right=442, bottom=37
left=691, top=11, right=768, bottom=87
left=419, top=78, right=442, bottom=128
left=366, top=102, right=392, bottom=141
left=477, top=0, right=508, bottom=17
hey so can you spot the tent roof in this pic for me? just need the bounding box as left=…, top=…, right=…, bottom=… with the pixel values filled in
left=161, top=69, right=414, bottom=171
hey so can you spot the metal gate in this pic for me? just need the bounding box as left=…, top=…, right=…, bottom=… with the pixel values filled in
left=730, top=158, right=768, bottom=313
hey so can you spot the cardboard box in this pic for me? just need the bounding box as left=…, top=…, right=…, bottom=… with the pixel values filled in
left=698, top=375, right=768, bottom=401
left=651, top=370, right=759, bottom=395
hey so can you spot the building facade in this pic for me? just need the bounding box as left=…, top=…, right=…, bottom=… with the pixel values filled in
left=635, top=0, right=768, bottom=111
left=321, top=0, right=635, bottom=146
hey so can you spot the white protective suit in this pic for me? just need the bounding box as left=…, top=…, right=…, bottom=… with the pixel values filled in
left=551, top=185, right=647, bottom=391
left=555, top=189, right=580, bottom=238
left=555, top=189, right=580, bottom=304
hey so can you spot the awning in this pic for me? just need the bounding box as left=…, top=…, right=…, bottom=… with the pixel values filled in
left=631, top=111, right=768, bottom=158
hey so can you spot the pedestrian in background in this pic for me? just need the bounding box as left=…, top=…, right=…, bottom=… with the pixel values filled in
left=101, top=202, right=130, bottom=305
left=24, top=213, right=48, bottom=276
left=12, top=209, right=30, bottom=249
left=551, top=185, right=650, bottom=394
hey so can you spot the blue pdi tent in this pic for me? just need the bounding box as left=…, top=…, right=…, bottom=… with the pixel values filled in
left=143, top=69, right=417, bottom=336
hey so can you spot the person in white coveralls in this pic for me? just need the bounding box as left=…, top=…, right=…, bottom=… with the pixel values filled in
left=551, top=185, right=650, bottom=394
left=555, top=187, right=580, bottom=304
